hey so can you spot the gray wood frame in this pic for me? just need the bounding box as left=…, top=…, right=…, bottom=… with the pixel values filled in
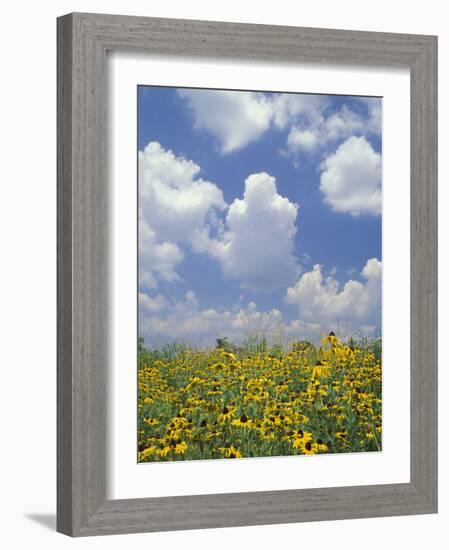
left=57, top=12, right=438, bottom=537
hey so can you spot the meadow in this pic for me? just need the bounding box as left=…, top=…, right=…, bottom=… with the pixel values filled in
left=137, top=333, right=382, bottom=462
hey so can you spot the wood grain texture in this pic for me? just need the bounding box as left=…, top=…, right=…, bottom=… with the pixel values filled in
left=409, top=37, right=438, bottom=507
left=57, top=13, right=74, bottom=536
left=57, top=12, right=438, bottom=536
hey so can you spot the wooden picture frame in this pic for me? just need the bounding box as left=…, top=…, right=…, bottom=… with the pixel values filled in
left=57, top=12, right=438, bottom=536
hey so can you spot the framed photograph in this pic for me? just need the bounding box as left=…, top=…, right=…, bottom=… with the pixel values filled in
left=57, top=12, right=437, bottom=536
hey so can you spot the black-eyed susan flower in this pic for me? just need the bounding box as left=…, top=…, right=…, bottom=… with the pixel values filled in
left=335, top=431, right=348, bottom=441
left=138, top=446, right=156, bottom=461
left=292, top=429, right=313, bottom=449
left=231, top=414, right=252, bottom=428
left=302, top=441, right=317, bottom=455
left=315, top=439, right=329, bottom=453
left=218, top=405, right=236, bottom=422
left=138, top=334, right=382, bottom=462
left=219, top=446, right=242, bottom=458
left=143, top=417, right=159, bottom=426
left=172, top=441, right=188, bottom=454
left=157, top=444, right=171, bottom=458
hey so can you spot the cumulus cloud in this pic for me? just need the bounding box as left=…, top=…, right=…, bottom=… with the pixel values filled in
left=287, top=127, right=320, bottom=152
left=178, top=88, right=381, bottom=171
left=178, top=89, right=273, bottom=153
left=206, top=172, right=300, bottom=292
left=139, top=221, right=184, bottom=289
left=139, top=257, right=382, bottom=347
left=178, top=89, right=328, bottom=154
left=325, top=102, right=380, bottom=142
left=139, top=291, right=284, bottom=348
left=358, top=97, right=382, bottom=135
left=138, top=142, right=226, bottom=288
left=138, top=143, right=301, bottom=292
left=286, top=100, right=382, bottom=156
left=319, top=136, right=381, bottom=216
left=270, top=93, right=328, bottom=130
left=138, top=143, right=303, bottom=292
left=139, top=142, right=226, bottom=244
left=284, top=257, right=381, bottom=337
left=139, top=292, right=169, bottom=314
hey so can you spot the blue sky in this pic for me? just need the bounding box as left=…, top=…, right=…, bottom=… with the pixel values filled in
left=138, top=86, right=382, bottom=347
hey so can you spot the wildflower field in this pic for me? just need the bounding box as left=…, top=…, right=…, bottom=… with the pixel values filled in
left=137, top=334, right=382, bottom=462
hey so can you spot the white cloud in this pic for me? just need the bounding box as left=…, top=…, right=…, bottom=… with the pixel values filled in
left=178, top=89, right=382, bottom=172
left=139, top=142, right=226, bottom=244
left=325, top=103, right=378, bottom=141
left=138, top=142, right=226, bottom=287
left=178, top=89, right=272, bottom=153
left=139, top=257, right=382, bottom=347
left=286, top=100, right=382, bottom=156
left=270, top=93, right=328, bottom=130
left=319, top=136, right=381, bottom=216
left=282, top=319, right=324, bottom=343
left=139, top=291, right=284, bottom=348
left=287, top=127, right=320, bottom=152
left=139, top=292, right=169, bottom=314
left=139, top=221, right=184, bottom=288
left=358, top=97, right=382, bottom=135
left=284, top=257, right=381, bottom=337
left=139, top=144, right=302, bottom=293
left=178, top=89, right=328, bottom=154
left=206, top=172, right=300, bottom=292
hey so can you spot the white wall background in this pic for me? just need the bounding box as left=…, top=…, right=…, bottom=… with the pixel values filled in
left=0, top=1, right=445, bottom=548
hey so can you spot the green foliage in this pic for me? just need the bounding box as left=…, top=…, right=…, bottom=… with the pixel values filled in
left=241, top=334, right=268, bottom=355
left=345, top=333, right=382, bottom=361
left=138, top=337, right=156, bottom=367
left=138, top=337, right=190, bottom=365
left=291, top=340, right=315, bottom=352
left=215, top=337, right=232, bottom=351
left=137, top=335, right=382, bottom=462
